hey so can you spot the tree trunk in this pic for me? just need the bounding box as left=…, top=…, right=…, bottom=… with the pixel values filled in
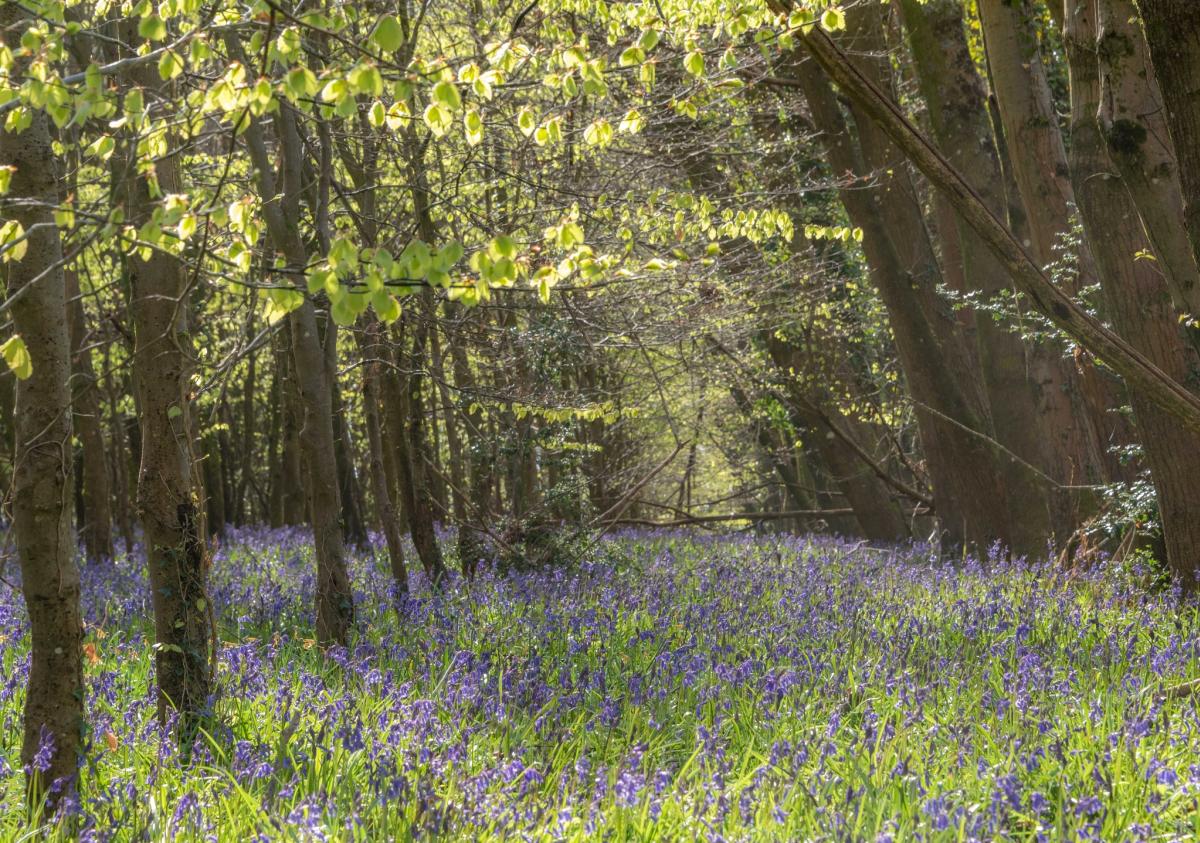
left=1095, top=0, right=1200, bottom=335
left=790, top=14, right=1200, bottom=435
left=976, top=0, right=1112, bottom=516
left=791, top=48, right=1014, bottom=553
left=104, top=359, right=135, bottom=557
left=1137, top=0, right=1200, bottom=276
left=0, top=11, right=85, bottom=805
left=332, top=373, right=370, bottom=551
left=356, top=315, right=409, bottom=595
left=450, top=316, right=491, bottom=577
left=236, top=89, right=355, bottom=644
left=235, top=310, right=258, bottom=524
left=280, top=326, right=307, bottom=526
left=1065, top=0, right=1200, bottom=581
left=65, top=270, right=115, bottom=562
left=116, top=29, right=213, bottom=734
left=899, top=0, right=1058, bottom=555
left=387, top=317, right=449, bottom=584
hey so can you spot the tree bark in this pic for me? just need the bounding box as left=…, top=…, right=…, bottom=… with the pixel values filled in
left=387, top=317, right=449, bottom=584
left=790, top=49, right=1015, bottom=552
left=332, top=373, right=370, bottom=551
left=0, top=9, right=85, bottom=805
left=1137, top=0, right=1200, bottom=276
left=789, top=14, right=1200, bottom=433
left=1065, top=0, right=1200, bottom=582
left=356, top=315, right=409, bottom=595
left=1096, top=0, right=1200, bottom=335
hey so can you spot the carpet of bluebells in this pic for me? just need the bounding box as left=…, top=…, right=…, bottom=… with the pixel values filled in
left=3, top=528, right=1200, bottom=841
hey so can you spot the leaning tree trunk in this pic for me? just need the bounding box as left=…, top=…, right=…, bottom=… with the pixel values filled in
left=790, top=50, right=1015, bottom=553
left=0, top=6, right=85, bottom=808
left=1137, top=0, right=1200, bottom=276
left=788, top=6, right=1200, bottom=438
left=235, top=85, right=355, bottom=644
left=1065, top=0, right=1200, bottom=582
left=977, top=0, right=1112, bottom=517
left=898, top=0, right=1057, bottom=556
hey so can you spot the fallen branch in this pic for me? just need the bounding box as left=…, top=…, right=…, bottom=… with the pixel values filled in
left=612, top=507, right=861, bottom=528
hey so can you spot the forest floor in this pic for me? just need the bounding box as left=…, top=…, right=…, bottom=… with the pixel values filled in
left=1, top=528, right=1198, bottom=841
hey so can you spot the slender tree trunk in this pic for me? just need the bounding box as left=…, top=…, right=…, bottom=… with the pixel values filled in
left=388, top=317, right=449, bottom=584
left=356, top=315, right=409, bottom=595
left=450, top=318, right=491, bottom=576
left=235, top=311, right=258, bottom=524
left=1065, top=0, right=1200, bottom=582
left=236, top=90, right=354, bottom=644
left=279, top=327, right=307, bottom=526
left=104, top=357, right=135, bottom=557
left=203, top=432, right=226, bottom=538
left=66, top=270, right=115, bottom=562
left=0, top=12, right=85, bottom=805
left=332, top=374, right=370, bottom=551
left=430, top=312, right=467, bottom=529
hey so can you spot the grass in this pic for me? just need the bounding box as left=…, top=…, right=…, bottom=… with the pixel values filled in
left=2, top=526, right=1199, bottom=840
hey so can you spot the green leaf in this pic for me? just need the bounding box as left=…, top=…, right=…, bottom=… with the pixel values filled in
left=821, top=7, right=846, bottom=31
left=464, top=108, right=483, bottom=145
left=619, top=47, right=645, bottom=68
left=368, top=100, right=386, bottom=127
left=489, top=235, right=517, bottom=260
left=638, top=30, right=661, bottom=52
left=432, top=80, right=462, bottom=111
left=285, top=66, right=319, bottom=100
left=138, top=14, right=167, bottom=42
left=372, top=15, right=404, bottom=53
left=423, top=102, right=452, bottom=137
left=684, top=50, right=705, bottom=77
left=557, top=222, right=584, bottom=249
left=0, top=166, right=13, bottom=195
left=348, top=64, right=384, bottom=97
left=372, top=290, right=402, bottom=323
left=583, top=118, right=613, bottom=147
left=263, top=288, right=304, bottom=323
left=157, top=50, right=183, bottom=81
left=517, top=107, right=537, bottom=136
left=434, top=240, right=464, bottom=270
left=1, top=335, right=31, bottom=380
left=0, top=220, right=26, bottom=263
